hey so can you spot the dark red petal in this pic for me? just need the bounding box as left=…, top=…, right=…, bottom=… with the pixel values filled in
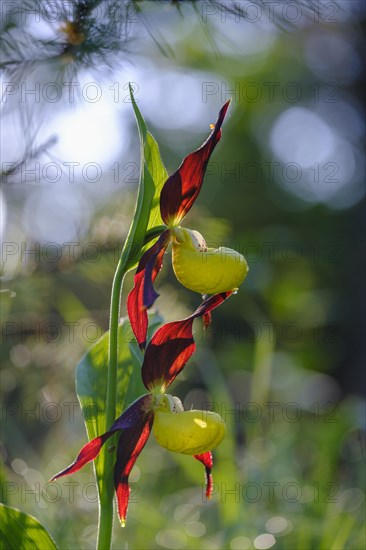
left=141, top=318, right=195, bottom=391
left=191, top=291, right=233, bottom=319
left=114, top=414, right=154, bottom=526
left=194, top=452, right=213, bottom=499
left=141, top=291, right=233, bottom=390
left=201, top=294, right=212, bottom=329
left=110, top=394, right=153, bottom=430
left=127, top=230, right=170, bottom=349
left=50, top=395, right=152, bottom=482
left=50, top=431, right=114, bottom=481
left=160, top=100, right=230, bottom=226
left=203, top=311, right=212, bottom=329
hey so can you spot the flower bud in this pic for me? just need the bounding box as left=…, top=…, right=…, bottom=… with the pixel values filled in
left=171, top=227, right=248, bottom=294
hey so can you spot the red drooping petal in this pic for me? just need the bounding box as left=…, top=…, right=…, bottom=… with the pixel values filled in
left=127, top=230, right=170, bottom=349
left=160, top=100, right=231, bottom=226
left=50, top=431, right=114, bottom=481
left=201, top=294, right=213, bottom=329
left=109, top=394, right=153, bottom=430
left=203, top=311, right=212, bottom=329
left=51, top=395, right=153, bottom=482
left=114, top=415, right=154, bottom=526
left=194, top=452, right=213, bottom=499
left=141, top=291, right=233, bottom=390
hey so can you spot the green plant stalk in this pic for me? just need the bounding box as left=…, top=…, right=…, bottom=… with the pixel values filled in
left=95, top=222, right=166, bottom=549
left=95, top=85, right=166, bottom=548
left=97, top=253, right=128, bottom=550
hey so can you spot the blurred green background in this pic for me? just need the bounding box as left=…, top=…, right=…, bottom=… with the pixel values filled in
left=1, top=1, right=365, bottom=549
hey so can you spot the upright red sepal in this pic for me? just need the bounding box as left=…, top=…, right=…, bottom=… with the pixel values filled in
left=160, top=100, right=231, bottom=226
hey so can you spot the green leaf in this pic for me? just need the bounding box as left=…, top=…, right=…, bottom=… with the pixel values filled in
left=0, top=504, right=58, bottom=550
left=123, top=85, right=168, bottom=271
left=145, top=132, right=168, bottom=233
left=122, top=152, right=155, bottom=273
left=75, top=313, right=162, bottom=491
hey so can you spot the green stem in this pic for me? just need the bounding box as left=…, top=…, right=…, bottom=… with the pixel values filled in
left=94, top=86, right=164, bottom=548
left=97, top=255, right=128, bottom=550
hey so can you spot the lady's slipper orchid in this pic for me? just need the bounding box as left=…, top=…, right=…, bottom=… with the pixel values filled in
left=51, top=292, right=231, bottom=526
left=127, top=100, right=248, bottom=349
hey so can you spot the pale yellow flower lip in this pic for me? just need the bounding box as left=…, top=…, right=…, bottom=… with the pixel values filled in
left=172, top=227, right=249, bottom=295
left=153, top=398, right=226, bottom=456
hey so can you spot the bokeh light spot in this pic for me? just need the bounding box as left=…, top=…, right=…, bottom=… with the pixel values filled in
left=253, top=533, right=276, bottom=549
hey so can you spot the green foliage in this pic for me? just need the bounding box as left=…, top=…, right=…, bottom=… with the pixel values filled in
left=0, top=504, right=58, bottom=550
left=125, top=86, right=168, bottom=271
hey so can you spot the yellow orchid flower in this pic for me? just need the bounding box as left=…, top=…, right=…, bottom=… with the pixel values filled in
left=51, top=294, right=230, bottom=526
left=128, top=101, right=248, bottom=348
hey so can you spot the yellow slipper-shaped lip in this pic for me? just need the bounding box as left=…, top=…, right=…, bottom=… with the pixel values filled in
left=153, top=406, right=226, bottom=455
left=172, top=227, right=248, bottom=294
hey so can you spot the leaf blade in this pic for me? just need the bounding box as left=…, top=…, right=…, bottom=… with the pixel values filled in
left=0, top=504, right=58, bottom=550
left=125, top=86, right=168, bottom=270
left=145, top=131, right=168, bottom=232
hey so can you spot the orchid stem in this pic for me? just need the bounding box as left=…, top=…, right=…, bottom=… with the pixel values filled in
left=97, top=255, right=128, bottom=550
left=96, top=86, right=163, bottom=548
